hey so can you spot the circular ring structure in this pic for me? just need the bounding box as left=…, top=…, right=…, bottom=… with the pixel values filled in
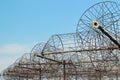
left=76, top=1, right=120, bottom=71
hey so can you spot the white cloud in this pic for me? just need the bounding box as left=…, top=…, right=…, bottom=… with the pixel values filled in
left=0, top=58, right=16, bottom=73
left=0, top=43, right=33, bottom=73
left=0, top=44, right=31, bottom=54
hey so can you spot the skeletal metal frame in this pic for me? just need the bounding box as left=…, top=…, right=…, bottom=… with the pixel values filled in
left=1, top=1, right=120, bottom=80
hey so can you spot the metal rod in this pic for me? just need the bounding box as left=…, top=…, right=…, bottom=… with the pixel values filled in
left=43, top=45, right=118, bottom=55
left=98, top=26, right=120, bottom=48
left=39, top=68, right=41, bottom=80
left=63, top=60, right=66, bottom=80
left=36, top=55, right=62, bottom=64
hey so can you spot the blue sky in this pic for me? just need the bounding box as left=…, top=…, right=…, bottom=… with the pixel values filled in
left=0, top=0, right=119, bottom=73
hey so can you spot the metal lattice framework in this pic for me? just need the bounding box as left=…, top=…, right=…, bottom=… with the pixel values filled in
left=76, top=1, right=120, bottom=72
left=1, top=1, right=120, bottom=80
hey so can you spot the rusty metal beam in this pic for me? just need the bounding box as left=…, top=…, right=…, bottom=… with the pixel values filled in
left=43, top=46, right=118, bottom=55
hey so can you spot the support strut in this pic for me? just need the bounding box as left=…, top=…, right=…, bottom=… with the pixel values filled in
left=98, top=26, right=120, bottom=48
left=36, top=55, right=62, bottom=64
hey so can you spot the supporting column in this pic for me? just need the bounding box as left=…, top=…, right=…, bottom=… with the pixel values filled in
left=39, top=68, right=41, bottom=80
left=63, top=60, right=66, bottom=80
